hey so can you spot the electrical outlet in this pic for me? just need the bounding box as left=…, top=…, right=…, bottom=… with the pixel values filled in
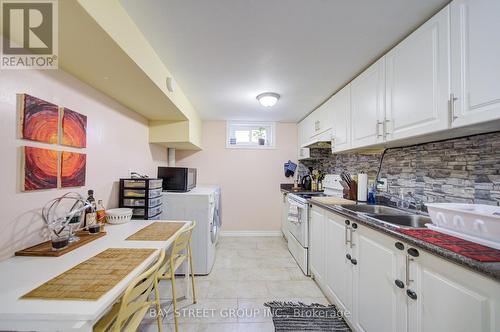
left=377, top=178, right=388, bottom=191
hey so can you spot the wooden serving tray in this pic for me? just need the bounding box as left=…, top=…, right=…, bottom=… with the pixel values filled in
left=15, top=231, right=106, bottom=257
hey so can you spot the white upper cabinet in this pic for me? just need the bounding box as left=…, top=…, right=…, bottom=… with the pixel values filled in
left=311, top=101, right=333, bottom=138
left=331, top=85, right=351, bottom=152
left=350, top=58, right=386, bottom=148
left=450, top=0, right=500, bottom=127
left=297, top=121, right=310, bottom=160
left=385, top=6, right=450, bottom=141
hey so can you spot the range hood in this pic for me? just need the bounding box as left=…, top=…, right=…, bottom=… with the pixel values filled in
left=301, top=130, right=333, bottom=149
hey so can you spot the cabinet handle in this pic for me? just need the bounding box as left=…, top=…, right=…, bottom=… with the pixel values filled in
left=384, top=119, right=392, bottom=138
left=350, top=258, right=357, bottom=265
left=405, top=255, right=414, bottom=286
left=406, top=289, right=418, bottom=300
left=345, top=225, right=351, bottom=246
left=349, top=227, right=354, bottom=248
left=395, top=242, right=405, bottom=250
left=346, top=253, right=351, bottom=260
left=407, top=248, right=419, bottom=257
left=352, top=223, right=358, bottom=229
left=345, top=220, right=350, bottom=226
left=394, top=279, right=405, bottom=289
left=376, top=121, right=383, bottom=138
left=450, top=93, right=459, bottom=120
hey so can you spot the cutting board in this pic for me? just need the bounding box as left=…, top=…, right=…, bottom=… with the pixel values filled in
left=15, top=231, right=106, bottom=257
left=311, top=196, right=355, bottom=205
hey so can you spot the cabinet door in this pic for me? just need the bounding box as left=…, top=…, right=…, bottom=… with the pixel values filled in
left=332, top=85, right=352, bottom=152
left=303, top=113, right=315, bottom=141
left=352, top=224, right=407, bottom=332
left=319, top=98, right=334, bottom=135
left=451, top=0, right=500, bottom=127
left=408, top=247, right=500, bottom=332
left=385, top=6, right=450, bottom=141
left=324, top=212, right=353, bottom=313
left=351, top=58, right=386, bottom=148
left=309, top=207, right=326, bottom=285
left=297, top=121, right=310, bottom=160
left=281, top=193, right=289, bottom=241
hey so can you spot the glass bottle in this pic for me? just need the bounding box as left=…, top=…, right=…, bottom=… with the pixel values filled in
left=84, top=190, right=96, bottom=228
left=96, top=200, right=105, bottom=224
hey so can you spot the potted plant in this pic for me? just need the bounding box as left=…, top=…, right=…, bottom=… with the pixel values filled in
left=253, top=127, right=266, bottom=145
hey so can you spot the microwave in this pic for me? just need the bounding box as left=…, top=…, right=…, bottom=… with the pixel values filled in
left=158, top=167, right=197, bottom=192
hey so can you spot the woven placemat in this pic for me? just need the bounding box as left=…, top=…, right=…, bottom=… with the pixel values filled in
left=126, top=222, right=186, bottom=241
left=21, top=248, right=156, bottom=301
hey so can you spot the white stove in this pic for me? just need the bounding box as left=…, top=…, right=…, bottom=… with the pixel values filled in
left=286, top=174, right=343, bottom=276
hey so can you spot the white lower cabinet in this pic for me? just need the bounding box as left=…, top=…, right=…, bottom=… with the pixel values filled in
left=309, top=207, right=500, bottom=332
left=352, top=225, right=407, bottom=332
left=324, top=211, right=353, bottom=313
left=309, top=207, right=326, bottom=286
left=407, top=246, right=500, bottom=332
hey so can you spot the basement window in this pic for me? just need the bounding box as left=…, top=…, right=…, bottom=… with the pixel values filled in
left=226, top=121, right=276, bottom=149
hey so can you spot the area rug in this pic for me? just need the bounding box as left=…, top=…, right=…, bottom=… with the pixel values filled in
left=264, top=301, right=351, bottom=331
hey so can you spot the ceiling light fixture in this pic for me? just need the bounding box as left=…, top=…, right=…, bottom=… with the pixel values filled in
left=256, top=92, right=280, bottom=107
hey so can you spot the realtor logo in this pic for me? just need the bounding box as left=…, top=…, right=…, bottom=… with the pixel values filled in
left=1, top=0, right=58, bottom=69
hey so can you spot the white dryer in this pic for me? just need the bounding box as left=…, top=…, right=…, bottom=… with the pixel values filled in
left=161, top=185, right=221, bottom=275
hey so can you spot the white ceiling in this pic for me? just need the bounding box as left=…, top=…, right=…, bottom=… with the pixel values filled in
left=121, top=0, right=448, bottom=122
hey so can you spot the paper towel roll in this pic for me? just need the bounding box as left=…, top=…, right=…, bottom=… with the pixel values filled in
left=357, top=173, right=368, bottom=202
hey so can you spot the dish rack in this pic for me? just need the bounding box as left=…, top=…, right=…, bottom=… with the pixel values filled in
left=119, top=178, right=163, bottom=220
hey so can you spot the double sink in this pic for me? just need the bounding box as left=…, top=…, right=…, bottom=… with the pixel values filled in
left=338, top=204, right=431, bottom=228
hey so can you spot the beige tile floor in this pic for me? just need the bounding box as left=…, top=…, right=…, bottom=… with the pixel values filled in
left=138, top=236, right=329, bottom=332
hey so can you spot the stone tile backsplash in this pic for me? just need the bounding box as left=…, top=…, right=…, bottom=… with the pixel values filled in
left=300, top=131, right=500, bottom=206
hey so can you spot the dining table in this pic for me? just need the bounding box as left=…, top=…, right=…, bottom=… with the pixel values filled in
left=0, top=219, right=192, bottom=332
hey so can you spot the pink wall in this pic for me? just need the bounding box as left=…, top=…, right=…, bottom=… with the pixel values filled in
left=0, top=69, right=168, bottom=260
left=176, top=121, right=298, bottom=232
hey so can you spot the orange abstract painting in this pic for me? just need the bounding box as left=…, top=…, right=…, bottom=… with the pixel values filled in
left=20, top=94, right=59, bottom=144
left=23, top=146, right=59, bottom=191
left=61, top=108, right=87, bottom=148
left=61, top=151, right=86, bottom=187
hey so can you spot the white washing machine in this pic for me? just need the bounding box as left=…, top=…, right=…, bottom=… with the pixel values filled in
left=161, top=185, right=221, bottom=275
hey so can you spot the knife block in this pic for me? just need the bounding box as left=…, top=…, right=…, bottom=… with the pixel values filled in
left=343, top=180, right=358, bottom=201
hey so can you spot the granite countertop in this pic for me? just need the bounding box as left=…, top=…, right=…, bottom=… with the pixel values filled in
left=280, top=185, right=500, bottom=282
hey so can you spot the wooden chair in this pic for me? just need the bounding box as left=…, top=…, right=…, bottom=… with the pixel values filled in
left=156, top=221, right=197, bottom=332
left=94, top=249, right=165, bottom=332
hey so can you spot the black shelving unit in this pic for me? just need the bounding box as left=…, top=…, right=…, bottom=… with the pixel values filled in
left=119, top=178, right=163, bottom=220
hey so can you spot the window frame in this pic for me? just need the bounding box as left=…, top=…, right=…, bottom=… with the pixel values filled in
left=226, top=121, right=276, bottom=149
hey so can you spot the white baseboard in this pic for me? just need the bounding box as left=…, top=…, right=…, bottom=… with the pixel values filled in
left=220, top=230, right=283, bottom=237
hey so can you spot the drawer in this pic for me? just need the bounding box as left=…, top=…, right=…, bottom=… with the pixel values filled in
left=132, top=208, right=145, bottom=216
left=123, top=198, right=145, bottom=207
left=123, top=179, right=147, bottom=188
left=149, top=188, right=162, bottom=198
left=148, top=197, right=162, bottom=207
left=123, top=188, right=162, bottom=198
left=148, top=205, right=162, bottom=217
left=148, top=179, right=163, bottom=189
left=124, top=189, right=146, bottom=198
left=123, top=197, right=162, bottom=207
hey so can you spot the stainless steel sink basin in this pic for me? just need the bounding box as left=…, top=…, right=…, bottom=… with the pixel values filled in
left=340, top=204, right=410, bottom=215
left=367, top=214, right=431, bottom=228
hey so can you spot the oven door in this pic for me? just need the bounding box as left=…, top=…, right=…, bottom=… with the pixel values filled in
left=286, top=196, right=309, bottom=248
